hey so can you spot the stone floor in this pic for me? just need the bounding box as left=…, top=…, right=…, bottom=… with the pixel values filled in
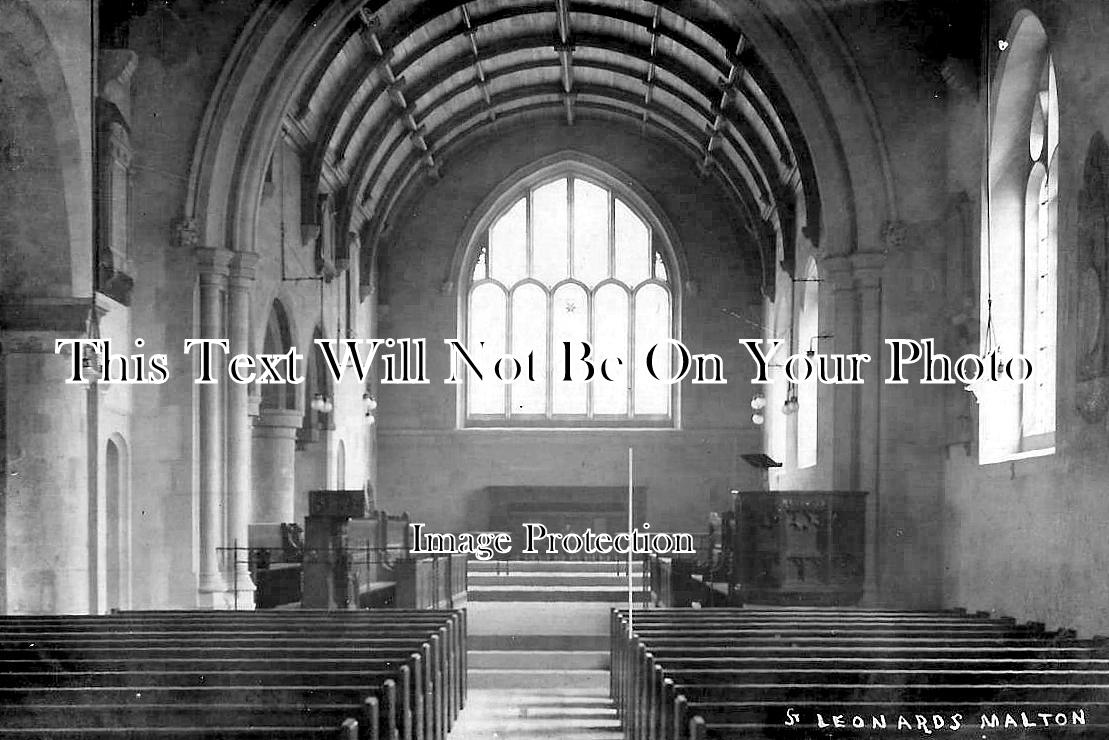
left=450, top=560, right=638, bottom=738
left=447, top=688, right=623, bottom=739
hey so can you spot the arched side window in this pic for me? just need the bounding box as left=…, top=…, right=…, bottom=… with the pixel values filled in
left=796, top=261, right=819, bottom=469
left=981, top=12, right=1057, bottom=462
left=261, top=300, right=297, bottom=411
left=104, top=436, right=130, bottom=612
left=1020, top=58, right=1058, bottom=444
left=461, top=170, right=678, bottom=427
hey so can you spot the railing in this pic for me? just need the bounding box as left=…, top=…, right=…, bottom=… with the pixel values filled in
left=645, top=531, right=734, bottom=607
left=216, top=543, right=466, bottom=611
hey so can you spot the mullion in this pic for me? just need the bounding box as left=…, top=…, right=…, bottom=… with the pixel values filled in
left=628, top=287, right=636, bottom=418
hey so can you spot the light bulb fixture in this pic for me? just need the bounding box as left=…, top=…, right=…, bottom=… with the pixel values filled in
left=82, top=300, right=104, bottom=382
left=311, top=393, right=333, bottom=414
left=782, top=385, right=799, bottom=415
left=362, top=391, right=377, bottom=422
left=82, top=343, right=104, bottom=382
left=806, top=334, right=834, bottom=357
left=752, top=412, right=765, bottom=425
left=750, top=393, right=766, bottom=411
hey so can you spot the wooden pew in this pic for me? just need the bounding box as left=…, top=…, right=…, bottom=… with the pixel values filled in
left=0, top=610, right=467, bottom=739
left=0, top=725, right=359, bottom=739
left=610, top=608, right=1109, bottom=740
left=1, top=608, right=468, bottom=720
left=0, top=609, right=465, bottom=740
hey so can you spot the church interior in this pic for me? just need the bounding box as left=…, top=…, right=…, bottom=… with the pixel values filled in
left=1, top=0, right=1109, bottom=737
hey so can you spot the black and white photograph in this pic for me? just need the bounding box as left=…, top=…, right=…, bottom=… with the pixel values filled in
left=0, top=0, right=1106, bottom=737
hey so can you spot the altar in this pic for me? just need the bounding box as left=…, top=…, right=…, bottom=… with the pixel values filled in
left=484, top=485, right=647, bottom=555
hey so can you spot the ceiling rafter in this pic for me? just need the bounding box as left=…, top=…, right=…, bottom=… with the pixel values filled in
left=289, top=0, right=824, bottom=268
left=338, top=29, right=760, bottom=210
left=460, top=4, right=496, bottom=123
left=321, top=4, right=735, bottom=166
left=699, top=34, right=746, bottom=175
left=554, top=0, right=575, bottom=125
left=641, top=5, right=662, bottom=134
left=355, top=83, right=770, bottom=237
left=354, top=69, right=776, bottom=225
left=365, top=29, right=440, bottom=179
left=399, top=58, right=775, bottom=202
left=299, top=1, right=790, bottom=174
left=360, top=99, right=771, bottom=276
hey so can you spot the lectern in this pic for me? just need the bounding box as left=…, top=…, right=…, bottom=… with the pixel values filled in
left=301, top=489, right=368, bottom=609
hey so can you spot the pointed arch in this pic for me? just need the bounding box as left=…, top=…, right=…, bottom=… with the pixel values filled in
left=456, top=155, right=680, bottom=427
left=261, top=299, right=298, bottom=411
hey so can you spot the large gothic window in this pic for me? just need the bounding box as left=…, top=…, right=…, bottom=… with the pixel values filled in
left=462, top=174, right=676, bottom=427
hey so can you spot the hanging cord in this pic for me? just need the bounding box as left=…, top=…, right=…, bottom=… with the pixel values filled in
left=982, top=18, right=998, bottom=359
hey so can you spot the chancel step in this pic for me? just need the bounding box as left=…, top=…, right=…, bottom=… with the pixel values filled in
left=447, top=688, right=623, bottom=739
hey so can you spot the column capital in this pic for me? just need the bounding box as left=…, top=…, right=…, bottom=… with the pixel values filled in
left=229, top=251, right=260, bottom=286
left=195, top=247, right=233, bottom=280
left=851, top=251, right=887, bottom=288
left=821, top=255, right=854, bottom=289
left=255, top=408, right=303, bottom=433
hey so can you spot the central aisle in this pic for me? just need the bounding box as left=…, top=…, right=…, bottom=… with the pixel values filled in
left=448, top=559, right=646, bottom=738
left=448, top=688, right=622, bottom=739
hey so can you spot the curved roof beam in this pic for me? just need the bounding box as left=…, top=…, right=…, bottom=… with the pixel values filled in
left=378, top=51, right=785, bottom=193
left=284, top=0, right=818, bottom=262
left=339, top=35, right=785, bottom=201
left=352, top=91, right=771, bottom=260
left=351, top=79, right=772, bottom=225
left=308, top=5, right=797, bottom=193
left=348, top=61, right=778, bottom=213
left=317, top=20, right=731, bottom=168
left=357, top=100, right=772, bottom=289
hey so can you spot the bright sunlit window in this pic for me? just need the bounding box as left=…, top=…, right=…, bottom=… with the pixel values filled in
left=462, top=174, right=676, bottom=427
left=980, top=12, right=1057, bottom=463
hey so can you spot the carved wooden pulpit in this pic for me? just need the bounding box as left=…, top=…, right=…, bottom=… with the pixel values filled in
left=731, top=490, right=867, bottom=605
left=302, top=489, right=368, bottom=609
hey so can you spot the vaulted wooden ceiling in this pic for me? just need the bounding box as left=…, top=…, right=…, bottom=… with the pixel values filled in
left=284, top=0, right=822, bottom=283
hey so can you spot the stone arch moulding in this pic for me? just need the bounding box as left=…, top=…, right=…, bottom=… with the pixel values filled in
left=184, top=0, right=360, bottom=253
left=712, top=0, right=896, bottom=257
left=0, top=0, right=92, bottom=296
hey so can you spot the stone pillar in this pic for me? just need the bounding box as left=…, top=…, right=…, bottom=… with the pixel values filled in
left=195, top=247, right=231, bottom=606
left=253, top=409, right=301, bottom=523
left=822, top=256, right=859, bottom=491
left=0, top=300, right=100, bottom=614
left=226, top=252, right=258, bottom=607
left=853, top=250, right=887, bottom=606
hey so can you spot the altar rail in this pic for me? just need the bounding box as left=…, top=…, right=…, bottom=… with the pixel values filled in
left=219, top=545, right=467, bottom=611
